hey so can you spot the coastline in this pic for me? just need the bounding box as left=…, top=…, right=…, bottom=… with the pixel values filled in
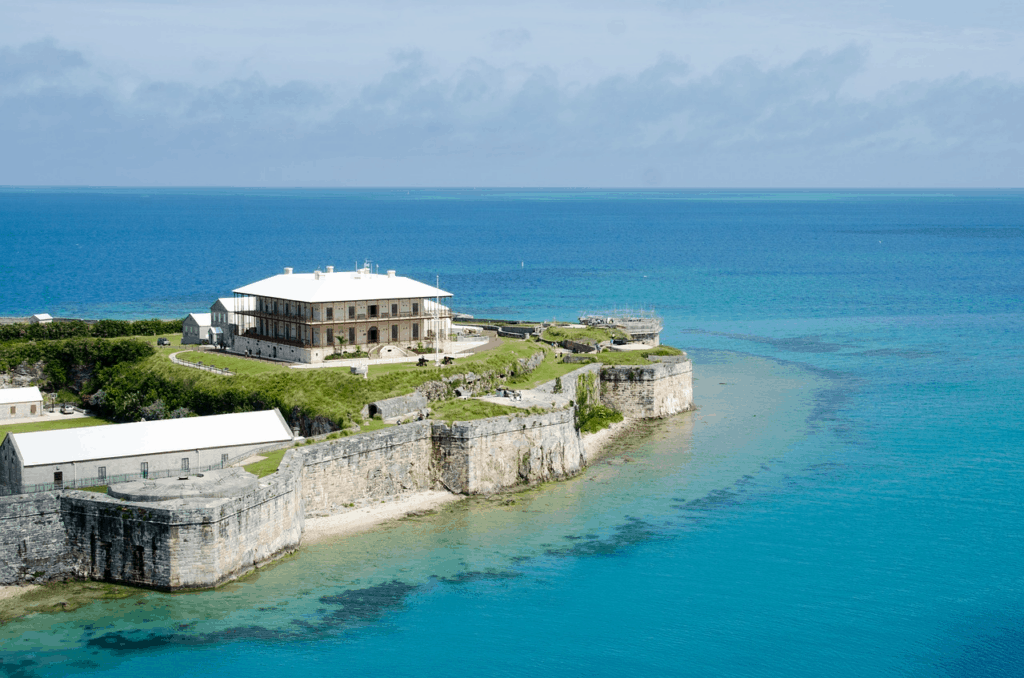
left=302, top=490, right=463, bottom=543
left=0, top=584, right=37, bottom=602
left=582, top=416, right=638, bottom=461
left=301, top=419, right=636, bottom=544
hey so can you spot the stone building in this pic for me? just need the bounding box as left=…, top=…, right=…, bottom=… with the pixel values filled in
left=29, top=313, right=53, bottom=325
left=0, top=409, right=295, bottom=495
left=229, top=265, right=453, bottom=363
left=181, top=312, right=212, bottom=345
left=0, top=387, right=44, bottom=421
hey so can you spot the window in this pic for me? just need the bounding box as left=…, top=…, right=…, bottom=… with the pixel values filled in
left=221, top=453, right=229, bottom=466
left=391, top=324, right=398, bottom=340
left=348, top=306, right=355, bottom=319
left=412, top=323, right=419, bottom=340
left=326, top=307, right=333, bottom=320
left=391, top=303, right=398, bottom=316
left=53, top=472, right=63, bottom=490
left=9, top=406, right=14, bottom=415
left=181, top=457, right=190, bottom=472
left=327, top=328, right=333, bottom=344
left=369, top=305, right=378, bottom=318
left=368, top=326, right=379, bottom=343
left=97, top=467, right=106, bottom=481
left=349, top=327, right=355, bottom=344
left=412, top=302, right=419, bottom=315
left=140, top=462, right=148, bottom=479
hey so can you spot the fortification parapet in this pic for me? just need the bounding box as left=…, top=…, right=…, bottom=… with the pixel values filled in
left=600, top=359, right=693, bottom=418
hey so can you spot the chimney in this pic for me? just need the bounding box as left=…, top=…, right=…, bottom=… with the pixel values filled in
left=387, top=270, right=396, bottom=278
left=326, top=265, right=334, bottom=273
left=283, top=267, right=293, bottom=275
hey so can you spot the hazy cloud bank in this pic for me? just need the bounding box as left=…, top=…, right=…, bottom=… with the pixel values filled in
left=1, top=38, right=1021, bottom=186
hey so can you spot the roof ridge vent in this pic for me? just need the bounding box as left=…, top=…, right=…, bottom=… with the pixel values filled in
left=283, top=267, right=293, bottom=275
left=326, top=265, right=334, bottom=273
left=387, top=270, right=396, bottom=278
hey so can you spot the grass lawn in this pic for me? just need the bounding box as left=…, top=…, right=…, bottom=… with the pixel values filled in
left=79, top=485, right=108, bottom=493
left=430, top=398, right=543, bottom=426
left=136, top=333, right=185, bottom=348
left=126, top=337, right=550, bottom=429
left=507, top=348, right=582, bottom=389
left=173, top=351, right=288, bottom=376
left=243, top=447, right=289, bottom=478
left=541, top=326, right=627, bottom=344
left=0, top=416, right=111, bottom=437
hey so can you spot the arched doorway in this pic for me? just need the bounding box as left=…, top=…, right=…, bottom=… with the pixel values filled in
left=368, top=326, right=379, bottom=343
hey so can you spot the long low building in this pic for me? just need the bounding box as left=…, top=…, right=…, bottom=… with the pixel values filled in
left=0, top=409, right=296, bottom=495
left=0, top=386, right=44, bottom=421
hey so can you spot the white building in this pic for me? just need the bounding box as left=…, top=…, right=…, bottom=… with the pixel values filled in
left=0, top=386, right=44, bottom=420
left=210, top=296, right=254, bottom=347
left=29, top=313, right=53, bottom=325
left=0, top=409, right=295, bottom=494
left=229, top=264, right=453, bottom=363
left=182, top=312, right=212, bottom=345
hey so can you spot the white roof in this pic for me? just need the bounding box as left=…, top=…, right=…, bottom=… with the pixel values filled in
left=212, top=297, right=254, bottom=312
left=0, top=386, right=43, bottom=405
left=186, top=313, right=212, bottom=326
left=9, top=410, right=293, bottom=467
left=31, top=313, right=53, bottom=321
left=233, top=269, right=452, bottom=303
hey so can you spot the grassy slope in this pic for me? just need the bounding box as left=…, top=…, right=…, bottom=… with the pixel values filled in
left=0, top=416, right=111, bottom=436
left=243, top=448, right=289, bottom=478
left=137, top=339, right=544, bottom=425
left=174, top=350, right=287, bottom=376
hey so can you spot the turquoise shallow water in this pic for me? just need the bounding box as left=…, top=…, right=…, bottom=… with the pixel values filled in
left=1, top=189, right=1022, bottom=676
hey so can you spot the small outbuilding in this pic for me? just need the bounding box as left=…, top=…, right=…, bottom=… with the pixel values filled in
left=29, top=314, right=53, bottom=325
left=182, top=312, right=212, bottom=345
left=0, top=409, right=295, bottom=495
left=0, top=386, right=44, bottom=420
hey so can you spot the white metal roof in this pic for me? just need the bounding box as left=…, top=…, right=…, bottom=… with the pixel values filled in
left=0, top=386, right=43, bottom=405
left=31, top=313, right=53, bottom=321
left=233, top=269, right=452, bottom=303
left=212, top=297, right=254, bottom=312
left=10, top=410, right=293, bottom=467
left=186, top=312, right=212, bottom=326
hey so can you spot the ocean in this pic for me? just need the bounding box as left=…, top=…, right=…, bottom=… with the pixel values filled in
left=1, top=188, right=1022, bottom=677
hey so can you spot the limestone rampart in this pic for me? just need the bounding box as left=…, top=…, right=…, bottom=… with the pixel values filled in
left=599, top=359, right=693, bottom=418
left=300, top=422, right=433, bottom=515
left=431, top=409, right=585, bottom=495
left=0, top=354, right=694, bottom=589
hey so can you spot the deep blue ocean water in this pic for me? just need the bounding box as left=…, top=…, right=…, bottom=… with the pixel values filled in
left=1, top=188, right=1022, bottom=677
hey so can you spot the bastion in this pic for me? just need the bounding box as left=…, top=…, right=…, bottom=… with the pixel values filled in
left=0, top=352, right=693, bottom=590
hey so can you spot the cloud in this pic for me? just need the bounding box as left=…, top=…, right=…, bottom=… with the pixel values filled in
left=0, top=38, right=87, bottom=88
left=0, top=39, right=1021, bottom=186
left=490, top=28, right=532, bottom=51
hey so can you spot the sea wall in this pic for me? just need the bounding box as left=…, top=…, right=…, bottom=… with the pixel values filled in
left=55, top=449, right=304, bottom=590
left=431, top=409, right=585, bottom=495
left=0, top=492, right=80, bottom=585
left=599, top=358, right=694, bottom=418
left=300, top=422, right=433, bottom=516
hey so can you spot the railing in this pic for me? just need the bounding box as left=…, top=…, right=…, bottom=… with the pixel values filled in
left=0, top=446, right=283, bottom=496
left=170, top=354, right=234, bottom=375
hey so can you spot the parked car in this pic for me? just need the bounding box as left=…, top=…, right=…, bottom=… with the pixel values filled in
left=157, top=337, right=171, bottom=346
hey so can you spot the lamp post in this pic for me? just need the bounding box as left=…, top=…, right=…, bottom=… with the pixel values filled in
left=48, top=392, right=56, bottom=413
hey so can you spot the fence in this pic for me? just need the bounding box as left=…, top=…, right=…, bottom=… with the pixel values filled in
left=170, top=354, right=234, bottom=375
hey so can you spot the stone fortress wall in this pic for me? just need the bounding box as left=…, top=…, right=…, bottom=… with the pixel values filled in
left=0, top=356, right=692, bottom=590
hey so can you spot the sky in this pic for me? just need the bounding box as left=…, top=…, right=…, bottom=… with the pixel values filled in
left=1, top=0, right=1022, bottom=187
